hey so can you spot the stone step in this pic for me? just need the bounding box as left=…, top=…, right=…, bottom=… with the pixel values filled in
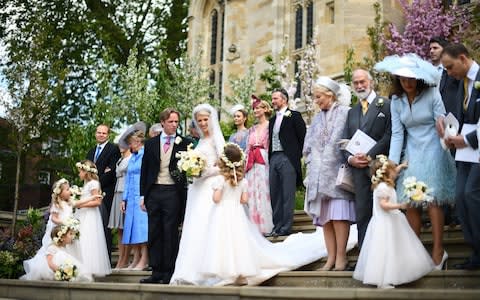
left=2, top=279, right=480, bottom=300
left=264, top=270, right=480, bottom=289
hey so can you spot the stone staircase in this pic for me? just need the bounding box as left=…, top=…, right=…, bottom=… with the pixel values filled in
left=1, top=210, right=479, bottom=300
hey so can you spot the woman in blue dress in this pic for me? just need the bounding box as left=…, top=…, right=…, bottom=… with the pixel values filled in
left=228, top=104, right=249, bottom=151
left=375, top=54, right=456, bottom=270
left=121, top=128, right=149, bottom=270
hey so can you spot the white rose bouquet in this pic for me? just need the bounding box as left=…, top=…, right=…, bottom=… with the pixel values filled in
left=176, top=144, right=207, bottom=183
left=54, top=261, right=78, bottom=281
left=69, top=185, right=82, bottom=203
left=403, top=176, right=433, bottom=206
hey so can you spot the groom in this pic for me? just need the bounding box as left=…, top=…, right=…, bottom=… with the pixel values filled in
left=140, top=108, right=190, bottom=283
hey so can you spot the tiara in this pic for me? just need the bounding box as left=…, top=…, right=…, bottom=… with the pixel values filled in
left=76, top=162, right=98, bottom=174
left=371, top=154, right=389, bottom=184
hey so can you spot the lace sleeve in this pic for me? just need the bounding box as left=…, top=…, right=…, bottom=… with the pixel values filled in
left=211, top=175, right=225, bottom=190
left=375, top=183, right=392, bottom=202
left=46, top=245, right=58, bottom=256
left=240, top=178, right=248, bottom=193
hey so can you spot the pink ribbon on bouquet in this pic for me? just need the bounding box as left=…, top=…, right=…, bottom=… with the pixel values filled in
left=245, top=145, right=266, bottom=172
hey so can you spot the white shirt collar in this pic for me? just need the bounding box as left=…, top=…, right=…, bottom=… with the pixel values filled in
left=97, top=141, right=108, bottom=148
left=466, top=61, right=479, bottom=82
left=277, top=106, right=288, bottom=115
left=160, top=132, right=175, bottom=140
left=366, top=90, right=377, bottom=104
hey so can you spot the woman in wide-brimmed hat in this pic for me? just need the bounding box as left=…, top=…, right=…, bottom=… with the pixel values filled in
left=375, top=53, right=456, bottom=270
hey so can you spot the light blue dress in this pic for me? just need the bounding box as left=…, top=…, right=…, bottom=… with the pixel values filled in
left=228, top=129, right=249, bottom=151
left=389, top=87, right=456, bottom=204
left=122, top=147, right=148, bottom=244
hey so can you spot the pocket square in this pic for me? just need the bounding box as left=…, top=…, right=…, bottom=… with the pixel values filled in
left=377, top=112, right=386, bottom=118
left=475, top=98, right=480, bottom=103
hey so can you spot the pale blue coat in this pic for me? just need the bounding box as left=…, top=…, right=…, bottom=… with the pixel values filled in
left=389, top=87, right=456, bottom=204
left=122, top=147, right=148, bottom=244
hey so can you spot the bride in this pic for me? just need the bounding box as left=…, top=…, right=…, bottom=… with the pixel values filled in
left=170, top=104, right=359, bottom=286
left=170, top=103, right=225, bottom=285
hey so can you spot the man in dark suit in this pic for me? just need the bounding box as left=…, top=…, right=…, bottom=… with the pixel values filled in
left=343, top=69, right=391, bottom=251
left=439, top=43, right=480, bottom=270
left=429, top=36, right=460, bottom=227
left=429, top=36, right=460, bottom=116
left=139, top=108, right=189, bottom=283
left=86, top=124, right=120, bottom=261
left=268, top=88, right=306, bottom=237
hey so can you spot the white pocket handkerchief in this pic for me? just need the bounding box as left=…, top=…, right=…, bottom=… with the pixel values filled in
left=377, top=112, right=386, bottom=118
left=475, top=98, right=480, bottom=103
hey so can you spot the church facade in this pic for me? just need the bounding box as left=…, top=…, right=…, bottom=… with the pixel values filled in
left=187, top=0, right=404, bottom=105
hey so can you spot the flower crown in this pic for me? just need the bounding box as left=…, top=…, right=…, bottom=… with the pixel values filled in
left=52, top=178, right=69, bottom=197
left=52, top=218, right=80, bottom=246
left=221, top=143, right=245, bottom=169
left=76, top=162, right=98, bottom=174
left=371, top=154, right=389, bottom=184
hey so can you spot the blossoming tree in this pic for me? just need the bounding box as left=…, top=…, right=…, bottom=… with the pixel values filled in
left=381, top=0, right=468, bottom=58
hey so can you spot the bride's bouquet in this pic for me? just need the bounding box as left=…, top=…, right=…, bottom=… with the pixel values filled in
left=403, top=176, right=433, bottom=206
left=54, top=260, right=78, bottom=281
left=176, top=144, right=207, bottom=183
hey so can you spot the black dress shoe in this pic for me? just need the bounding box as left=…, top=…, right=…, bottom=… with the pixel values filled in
left=265, top=231, right=278, bottom=238
left=140, top=276, right=164, bottom=284
left=277, top=230, right=291, bottom=236
left=453, top=259, right=480, bottom=270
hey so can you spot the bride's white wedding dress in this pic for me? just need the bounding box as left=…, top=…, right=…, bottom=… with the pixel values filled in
left=170, top=139, right=358, bottom=286
left=170, top=137, right=220, bottom=284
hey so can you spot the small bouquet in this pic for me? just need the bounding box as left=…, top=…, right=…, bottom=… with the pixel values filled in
left=64, top=217, right=81, bottom=240
left=403, top=176, right=433, bottom=206
left=176, top=144, right=207, bottom=183
left=54, top=261, right=78, bottom=281
left=69, top=185, right=82, bottom=202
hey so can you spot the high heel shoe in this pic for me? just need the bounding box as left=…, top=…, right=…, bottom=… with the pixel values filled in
left=435, top=251, right=448, bottom=270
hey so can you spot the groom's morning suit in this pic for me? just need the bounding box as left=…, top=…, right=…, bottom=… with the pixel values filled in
left=268, top=107, right=306, bottom=235
left=86, top=140, right=120, bottom=259
left=342, top=91, right=391, bottom=250
left=140, top=132, right=189, bottom=282
left=453, top=62, right=480, bottom=267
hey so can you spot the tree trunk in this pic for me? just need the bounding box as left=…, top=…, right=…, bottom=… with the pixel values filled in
left=11, top=141, right=22, bottom=234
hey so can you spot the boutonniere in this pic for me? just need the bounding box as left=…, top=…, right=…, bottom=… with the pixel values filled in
left=175, top=136, right=182, bottom=145
left=474, top=81, right=480, bottom=90
left=376, top=98, right=385, bottom=108
left=284, top=110, right=292, bottom=117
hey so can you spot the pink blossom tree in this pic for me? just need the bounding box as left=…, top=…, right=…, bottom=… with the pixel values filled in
left=381, top=0, right=468, bottom=59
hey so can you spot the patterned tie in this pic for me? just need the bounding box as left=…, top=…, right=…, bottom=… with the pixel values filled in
left=273, top=111, right=283, bottom=132
left=163, top=136, right=172, bottom=153
left=463, top=78, right=469, bottom=111
left=361, top=99, right=369, bottom=115
left=94, top=146, right=102, bottom=162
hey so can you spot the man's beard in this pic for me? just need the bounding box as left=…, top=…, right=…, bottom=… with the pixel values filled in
left=353, top=89, right=371, bottom=100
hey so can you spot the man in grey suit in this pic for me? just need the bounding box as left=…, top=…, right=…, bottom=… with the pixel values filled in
left=438, top=43, right=480, bottom=270
left=343, top=69, right=391, bottom=252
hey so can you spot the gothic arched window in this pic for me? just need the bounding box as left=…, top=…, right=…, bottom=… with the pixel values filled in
left=295, top=6, right=303, bottom=49
left=306, top=2, right=314, bottom=43
left=210, top=10, right=218, bottom=65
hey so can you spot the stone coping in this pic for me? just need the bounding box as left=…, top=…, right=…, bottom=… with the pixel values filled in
left=1, top=279, right=480, bottom=299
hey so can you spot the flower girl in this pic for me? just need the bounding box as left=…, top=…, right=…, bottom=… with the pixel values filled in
left=73, top=160, right=111, bottom=276
left=22, top=224, right=91, bottom=281
left=353, top=155, right=434, bottom=288
left=21, top=178, right=76, bottom=279
left=199, top=143, right=258, bottom=285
